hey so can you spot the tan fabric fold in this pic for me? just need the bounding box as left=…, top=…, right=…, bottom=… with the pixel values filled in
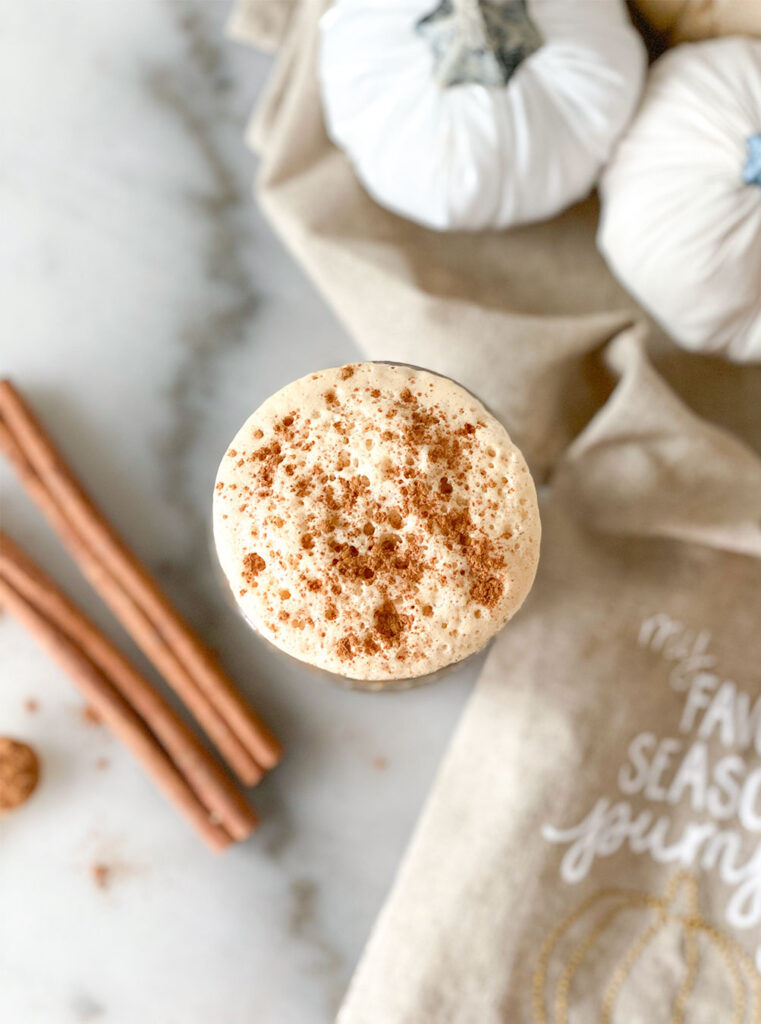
left=555, top=330, right=761, bottom=558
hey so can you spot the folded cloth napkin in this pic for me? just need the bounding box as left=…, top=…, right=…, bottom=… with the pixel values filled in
left=230, top=0, right=761, bottom=478
left=337, top=330, right=761, bottom=1023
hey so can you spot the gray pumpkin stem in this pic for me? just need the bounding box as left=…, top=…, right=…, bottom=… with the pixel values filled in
left=416, top=0, right=543, bottom=89
left=743, top=133, right=761, bottom=187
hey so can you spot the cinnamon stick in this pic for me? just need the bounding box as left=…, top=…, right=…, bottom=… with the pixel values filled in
left=0, top=379, right=281, bottom=771
left=0, top=573, right=233, bottom=852
left=0, top=532, right=258, bottom=842
left=0, top=417, right=264, bottom=786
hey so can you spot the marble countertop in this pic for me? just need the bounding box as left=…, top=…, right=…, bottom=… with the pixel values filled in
left=0, top=4, right=481, bottom=1021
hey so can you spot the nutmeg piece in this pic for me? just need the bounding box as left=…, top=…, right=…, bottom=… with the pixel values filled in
left=0, top=736, right=40, bottom=811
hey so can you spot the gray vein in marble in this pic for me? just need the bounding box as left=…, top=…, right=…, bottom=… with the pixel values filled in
left=70, top=993, right=106, bottom=1021
left=255, top=776, right=296, bottom=858
left=288, top=877, right=345, bottom=1002
left=144, top=2, right=257, bottom=621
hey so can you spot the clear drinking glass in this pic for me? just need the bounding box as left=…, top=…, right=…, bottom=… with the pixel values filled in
left=211, top=362, right=514, bottom=692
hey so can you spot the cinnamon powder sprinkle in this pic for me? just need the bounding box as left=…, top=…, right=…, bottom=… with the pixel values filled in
left=470, top=576, right=503, bottom=609
left=242, top=552, right=266, bottom=581
left=91, top=864, right=111, bottom=890
left=337, top=635, right=354, bottom=660
left=82, top=705, right=103, bottom=726
left=373, top=599, right=405, bottom=643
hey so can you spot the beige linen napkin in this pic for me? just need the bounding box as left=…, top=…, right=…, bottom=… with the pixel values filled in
left=337, top=331, right=761, bottom=1023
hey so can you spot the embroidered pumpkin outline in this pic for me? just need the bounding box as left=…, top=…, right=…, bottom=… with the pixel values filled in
left=532, top=873, right=761, bottom=1024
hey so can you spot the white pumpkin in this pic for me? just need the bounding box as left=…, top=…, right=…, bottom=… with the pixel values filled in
left=319, top=0, right=646, bottom=231
left=599, top=38, right=761, bottom=363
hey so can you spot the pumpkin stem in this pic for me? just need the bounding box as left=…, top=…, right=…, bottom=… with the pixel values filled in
left=743, top=133, right=761, bottom=187
left=416, top=0, right=543, bottom=89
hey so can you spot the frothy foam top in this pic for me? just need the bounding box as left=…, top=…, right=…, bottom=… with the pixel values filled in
left=213, top=363, right=540, bottom=682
